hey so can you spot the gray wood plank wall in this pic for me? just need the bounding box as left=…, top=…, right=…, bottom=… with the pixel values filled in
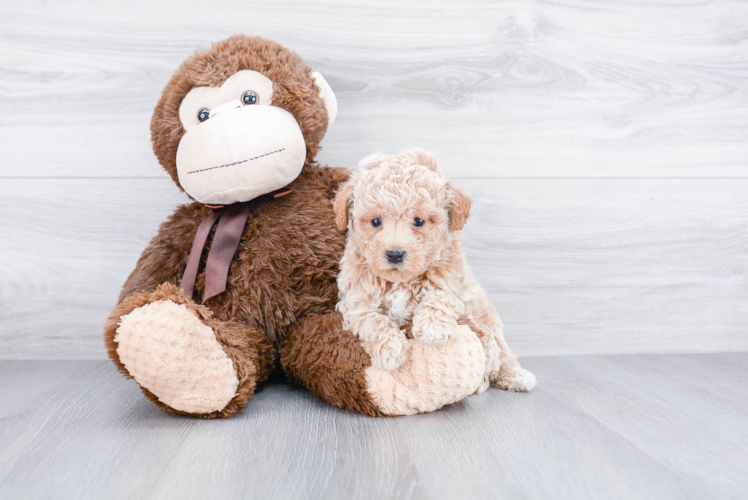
left=1, top=0, right=746, bottom=359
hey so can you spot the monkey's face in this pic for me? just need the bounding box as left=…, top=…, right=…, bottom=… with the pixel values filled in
left=150, top=36, right=337, bottom=205
left=176, top=69, right=309, bottom=205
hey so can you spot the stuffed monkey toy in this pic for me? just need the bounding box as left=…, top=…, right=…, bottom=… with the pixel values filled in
left=104, top=35, right=486, bottom=418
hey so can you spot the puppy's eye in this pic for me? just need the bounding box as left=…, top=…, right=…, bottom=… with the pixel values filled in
left=371, top=218, right=382, bottom=228
left=414, top=218, right=426, bottom=227
left=241, top=90, right=259, bottom=105
left=197, top=108, right=210, bottom=122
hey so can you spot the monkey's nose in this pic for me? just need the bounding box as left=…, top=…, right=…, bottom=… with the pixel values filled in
left=386, top=250, right=406, bottom=264
left=209, top=100, right=243, bottom=118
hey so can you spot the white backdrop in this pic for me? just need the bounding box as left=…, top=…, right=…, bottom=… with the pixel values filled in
left=1, top=0, right=747, bottom=359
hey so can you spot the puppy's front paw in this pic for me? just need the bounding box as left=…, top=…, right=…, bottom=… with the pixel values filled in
left=493, top=368, right=537, bottom=392
left=368, top=335, right=410, bottom=371
left=413, top=318, right=459, bottom=345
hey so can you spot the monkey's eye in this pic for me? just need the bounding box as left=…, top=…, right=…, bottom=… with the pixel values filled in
left=414, top=218, right=426, bottom=227
left=241, top=90, right=259, bottom=105
left=197, top=108, right=210, bottom=123
left=371, top=218, right=382, bottom=228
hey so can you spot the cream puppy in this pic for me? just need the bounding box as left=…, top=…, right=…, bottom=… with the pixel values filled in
left=334, top=149, right=536, bottom=393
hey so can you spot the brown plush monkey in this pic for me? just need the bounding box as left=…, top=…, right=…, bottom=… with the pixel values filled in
left=104, top=35, right=485, bottom=418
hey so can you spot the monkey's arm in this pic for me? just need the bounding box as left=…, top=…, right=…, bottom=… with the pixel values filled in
left=117, top=202, right=206, bottom=303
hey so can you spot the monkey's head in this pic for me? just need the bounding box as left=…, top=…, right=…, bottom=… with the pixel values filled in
left=150, top=35, right=338, bottom=205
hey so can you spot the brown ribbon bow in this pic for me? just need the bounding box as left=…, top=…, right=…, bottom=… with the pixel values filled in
left=180, top=203, right=252, bottom=303
left=180, top=188, right=292, bottom=303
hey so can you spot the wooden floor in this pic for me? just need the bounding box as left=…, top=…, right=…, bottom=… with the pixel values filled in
left=1, top=354, right=746, bottom=500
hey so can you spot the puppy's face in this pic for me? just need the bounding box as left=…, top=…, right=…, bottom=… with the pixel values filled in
left=335, top=150, right=472, bottom=283
left=353, top=182, right=450, bottom=282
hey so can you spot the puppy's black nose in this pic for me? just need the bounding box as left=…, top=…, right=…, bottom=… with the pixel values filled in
left=386, top=250, right=406, bottom=264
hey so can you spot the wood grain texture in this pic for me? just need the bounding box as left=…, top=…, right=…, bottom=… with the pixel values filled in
left=1, top=355, right=747, bottom=499
left=1, top=0, right=747, bottom=178
left=1, top=178, right=745, bottom=359
left=1, top=0, right=747, bottom=359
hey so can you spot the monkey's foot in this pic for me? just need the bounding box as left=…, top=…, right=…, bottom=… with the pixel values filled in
left=365, top=325, right=486, bottom=416
left=114, top=299, right=239, bottom=414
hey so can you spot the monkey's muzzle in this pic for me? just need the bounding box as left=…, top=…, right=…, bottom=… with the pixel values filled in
left=176, top=104, right=306, bottom=205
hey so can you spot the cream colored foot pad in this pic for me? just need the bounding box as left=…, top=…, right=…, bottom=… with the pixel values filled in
left=365, top=326, right=485, bottom=416
left=115, top=300, right=239, bottom=414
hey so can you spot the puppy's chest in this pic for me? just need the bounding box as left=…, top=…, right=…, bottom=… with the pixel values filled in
left=382, top=288, right=421, bottom=327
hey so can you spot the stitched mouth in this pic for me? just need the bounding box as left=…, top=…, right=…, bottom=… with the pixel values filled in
left=186, top=148, right=285, bottom=175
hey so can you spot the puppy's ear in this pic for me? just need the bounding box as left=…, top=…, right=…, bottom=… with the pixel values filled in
left=333, top=181, right=355, bottom=231
left=447, top=182, right=472, bottom=231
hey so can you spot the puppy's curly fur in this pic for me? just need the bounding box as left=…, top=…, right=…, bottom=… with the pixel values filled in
left=334, top=149, right=536, bottom=393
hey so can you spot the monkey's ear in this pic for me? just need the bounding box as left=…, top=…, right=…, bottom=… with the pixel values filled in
left=333, top=181, right=354, bottom=231
left=312, top=72, right=338, bottom=127
left=447, top=182, right=472, bottom=231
